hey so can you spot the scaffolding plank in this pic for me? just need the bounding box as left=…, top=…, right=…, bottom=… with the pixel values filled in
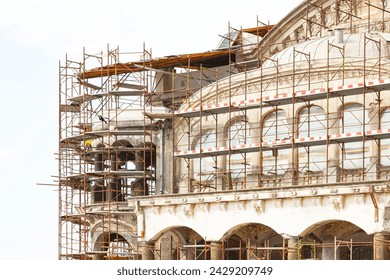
left=61, top=128, right=155, bottom=144
left=175, top=79, right=390, bottom=117
left=114, top=82, right=145, bottom=90
left=85, top=146, right=153, bottom=155
left=95, top=90, right=145, bottom=97
left=143, top=112, right=173, bottom=120
left=79, top=80, right=101, bottom=90
left=61, top=133, right=100, bottom=143
left=87, top=130, right=151, bottom=136
left=60, top=104, right=80, bottom=112
left=69, top=94, right=101, bottom=104
left=87, top=170, right=154, bottom=179
left=68, top=91, right=144, bottom=104
left=174, top=129, right=390, bottom=158
left=63, top=170, right=154, bottom=180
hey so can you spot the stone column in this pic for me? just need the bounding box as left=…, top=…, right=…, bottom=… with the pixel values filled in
left=216, top=126, right=227, bottom=191
left=287, top=237, right=299, bottom=260
left=92, top=153, right=104, bottom=202
left=327, top=111, right=340, bottom=183
left=107, top=153, right=119, bottom=201
left=374, top=232, right=390, bottom=260
left=210, top=241, right=223, bottom=260
left=286, top=104, right=297, bottom=186
left=368, top=111, right=380, bottom=180
left=141, top=242, right=155, bottom=260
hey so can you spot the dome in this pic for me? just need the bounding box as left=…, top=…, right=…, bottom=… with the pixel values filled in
left=262, top=32, right=383, bottom=68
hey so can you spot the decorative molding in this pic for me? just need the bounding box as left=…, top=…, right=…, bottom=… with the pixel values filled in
left=182, top=204, right=195, bottom=218
left=167, top=205, right=176, bottom=215
left=252, top=200, right=265, bottom=214
left=152, top=206, right=161, bottom=215
left=293, top=197, right=303, bottom=207
left=200, top=203, right=210, bottom=213
left=354, top=194, right=366, bottom=205
left=273, top=199, right=284, bottom=208
left=312, top=196, right=323, bottom=207
left=330, top=195, right=345, bottom=212
left=217, top=202, right=227, bottom=212
left=290, top=191, right=297, bottom=197
left=375, top=186, right=384, bottom=192
left=236, top=201, right=246, bottom=211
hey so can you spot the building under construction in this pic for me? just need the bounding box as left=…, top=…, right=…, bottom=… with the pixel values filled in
left=58, top=0, right=390, bottom=260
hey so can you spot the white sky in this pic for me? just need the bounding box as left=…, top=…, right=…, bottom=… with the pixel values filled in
left=0, top=0, right=302, bottom=260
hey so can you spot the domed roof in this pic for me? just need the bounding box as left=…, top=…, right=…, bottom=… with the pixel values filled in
left=262, top=32, right=383, bottom=68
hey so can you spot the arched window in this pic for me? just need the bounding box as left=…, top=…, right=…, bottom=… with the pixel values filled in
left=341, top=104, right=369, bottom=169
left=192, top=129, right=216, bottom=182
left=227, top=119, right=251, bottom=181
left=298, top=106, right=326, bottom=173
left=262, top=110, right=289, bottom=175
left=380, top=108, right=390, bottom=166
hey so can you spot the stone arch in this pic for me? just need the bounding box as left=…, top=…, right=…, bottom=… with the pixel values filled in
left=261, top=109, right=289, bottom=178
left=299, top=219, right=373, bottom=260
left=339, top=102, right=370, bottom=172
left=149, top=226, right=206, bottom=260
left=296, top=104, right=326, bottom=137
left=223, top=115, right=249, bottom=138
left=191, top=129, right=217, bottom=191
left=93, top=231, right=135, bottom=260
left=191, top=128, right=215, bottom=150
left=338, top=101, right=366, bottom=127
left=297, top=104, right=327, bottom=181
left=111, top=139, right=135, bottom=164
left=221, top=223, right=285, bottom=260
left=224, top=115, right=252, bottom=185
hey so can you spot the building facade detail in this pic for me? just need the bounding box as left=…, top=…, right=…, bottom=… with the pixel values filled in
left=58, top=0, right=390, bottom=260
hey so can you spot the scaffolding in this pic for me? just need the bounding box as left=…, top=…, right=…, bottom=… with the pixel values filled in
left=149, top=235, right=388, bottom=260
left=58, top=46, right=159, bottom=259
left=57, top=1, right=390, bottom=260
left=174, top=30, right=390, bottom=191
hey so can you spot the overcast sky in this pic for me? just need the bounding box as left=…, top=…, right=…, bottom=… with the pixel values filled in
left=0, top=0, right=302, bottom=260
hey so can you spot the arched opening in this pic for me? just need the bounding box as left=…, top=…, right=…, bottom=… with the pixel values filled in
left=298, top=105, right=326, bottom=184
left=262, top=110, right=289, bottom=187
left=153, top=226, right=206, bottom=260
left=222, top=223, right=285, bottom=260
left=339, top=104, right=370, bottom=181
left=192, top=129, right=217, bottom=191
left=226, top=117, right=252, bottom=189
left=121, top=141, right=156, bottom=197
left=94, top=232, right=134, bottom=260
left=300, top=220, right=373, bottom=260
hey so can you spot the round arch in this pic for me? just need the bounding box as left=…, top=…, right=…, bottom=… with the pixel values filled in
left=299, top=219, right=373, bottom=260
left=221, top=223, right=285, bottom=260
left=148, top=225, right=206, bottom=260
left=93, top=232, right=134, bottom=260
